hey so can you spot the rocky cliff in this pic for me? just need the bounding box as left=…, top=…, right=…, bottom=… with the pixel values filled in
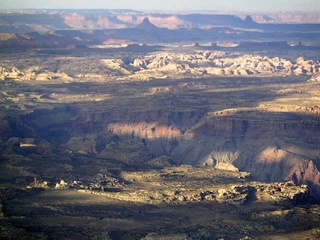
left=103, top=110, right=320, bottom=199
left=3, top=100, right=318, bottom=200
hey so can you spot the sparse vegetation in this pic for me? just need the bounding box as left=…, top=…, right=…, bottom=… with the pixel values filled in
left=0, top=10, right=320, bottom=240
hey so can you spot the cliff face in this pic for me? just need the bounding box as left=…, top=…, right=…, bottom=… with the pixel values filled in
left=7, top=104, right=318, bottom=200
left=104, top=111, right=320, bottom=199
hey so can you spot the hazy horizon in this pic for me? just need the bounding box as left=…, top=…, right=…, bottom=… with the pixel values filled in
left=0, top=0, right=319, bottom=13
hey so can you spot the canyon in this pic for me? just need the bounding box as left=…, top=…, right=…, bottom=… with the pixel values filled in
left=0, top=10, right=320, bottom=240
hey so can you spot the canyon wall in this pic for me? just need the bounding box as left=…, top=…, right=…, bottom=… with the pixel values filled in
left=5, top=105, right=319, bottom=200
left=105, top=110, right=320, bottom=199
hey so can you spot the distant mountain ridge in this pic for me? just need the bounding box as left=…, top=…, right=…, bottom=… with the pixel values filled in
left=0, top=10, right=320, bottom=33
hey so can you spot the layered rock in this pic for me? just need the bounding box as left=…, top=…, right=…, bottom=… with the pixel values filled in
left=102, top=109, right=320, bottom=199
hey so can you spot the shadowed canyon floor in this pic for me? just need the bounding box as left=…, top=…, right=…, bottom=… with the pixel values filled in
left=0, top=13, right=320, bottom=239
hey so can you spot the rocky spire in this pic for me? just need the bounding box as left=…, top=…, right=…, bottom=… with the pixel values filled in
left=136, top=17, right=158, bottom=30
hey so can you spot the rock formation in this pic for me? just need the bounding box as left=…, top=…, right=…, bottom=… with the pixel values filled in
left=135, top=18, right=159, bottom=30
left=0, top=66, right=73, bottom=81
left=1, top=9, right=320, bottom=240
left=2, top=51, right=318, bottom=82
left=127, top=51, right=319, bottom=79
left=0, top=10, right=320, bottom=34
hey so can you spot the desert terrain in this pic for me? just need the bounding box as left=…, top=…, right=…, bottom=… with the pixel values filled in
left=0, top=10, right=320, bottom=240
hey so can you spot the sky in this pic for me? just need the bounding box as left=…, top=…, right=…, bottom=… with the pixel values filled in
left=0, top=0, right=319, bottom=13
